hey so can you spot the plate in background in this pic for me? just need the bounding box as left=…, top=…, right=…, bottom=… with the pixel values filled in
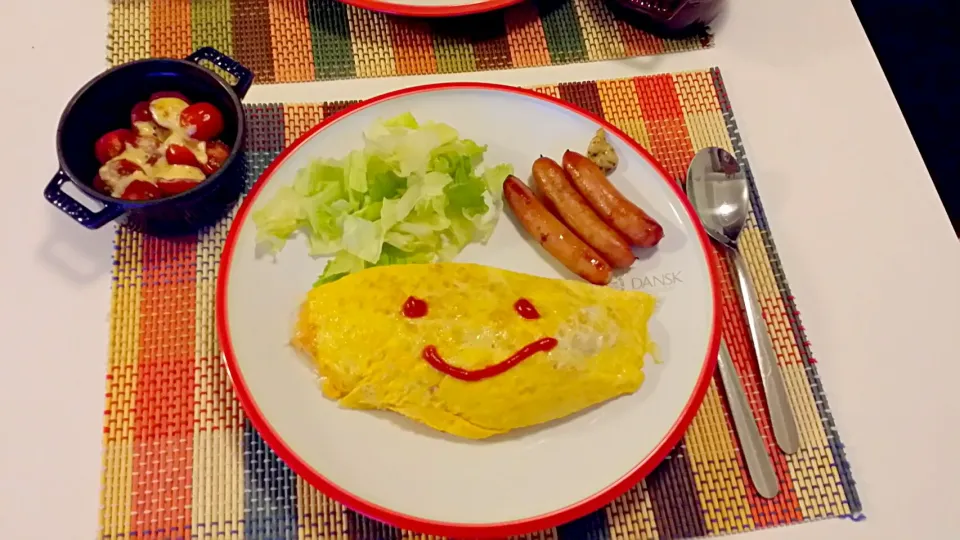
left=339, top=0, right=523, bottom=17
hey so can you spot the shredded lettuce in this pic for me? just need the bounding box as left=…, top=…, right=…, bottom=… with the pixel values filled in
left=251, top=113, right=513, bottom=286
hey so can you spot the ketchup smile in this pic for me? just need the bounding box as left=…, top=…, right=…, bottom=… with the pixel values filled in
left=403, top=296, right=555, bottom=381
left=421, top=338, right=558, bottom=382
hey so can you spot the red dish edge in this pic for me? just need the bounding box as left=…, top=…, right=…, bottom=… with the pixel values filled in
left=337, top=0, right=524, bottom=17
left=216, top=82, right=722, bottom=538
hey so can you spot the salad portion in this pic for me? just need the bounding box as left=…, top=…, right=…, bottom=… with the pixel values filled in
left=92, top=91, right=232, bottom=201
left=253, top=113, right=512, bottom=284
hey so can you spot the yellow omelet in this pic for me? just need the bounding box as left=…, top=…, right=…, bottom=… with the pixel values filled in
left=294, top=263, right=656, bottom=439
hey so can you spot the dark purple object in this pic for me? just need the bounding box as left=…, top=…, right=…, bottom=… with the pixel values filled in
left=605, top=0, right=724, bottom=37
left=44, top=47, right=253, bottom=236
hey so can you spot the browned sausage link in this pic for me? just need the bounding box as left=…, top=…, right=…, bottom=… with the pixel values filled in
left=562, top=150, right=664, bottom=248
left=503, top=176, right=613, bottom=285
left=532, top=157, right=636, bottom=269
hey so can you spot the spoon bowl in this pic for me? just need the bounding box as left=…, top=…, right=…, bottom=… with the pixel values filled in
left=686, top=147, right=748, bottom=247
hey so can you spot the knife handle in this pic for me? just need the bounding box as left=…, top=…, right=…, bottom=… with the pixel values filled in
left=717, top=339, right=779, bottom=498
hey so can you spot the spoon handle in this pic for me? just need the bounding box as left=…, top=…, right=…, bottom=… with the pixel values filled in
left=731, top=249, right=800, bottom=454
left=717, top=339, right=780, bottom=498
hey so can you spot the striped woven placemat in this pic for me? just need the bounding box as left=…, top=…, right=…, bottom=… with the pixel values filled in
left=107, top=0, right=711, bottom=83
left=100, top=69, right=861, bottom=539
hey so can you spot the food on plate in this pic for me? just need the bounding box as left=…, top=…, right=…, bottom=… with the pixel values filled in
left=252, top=113, right=513, bottom=285
left=503, top=138, right=665, bottom=284
left=91, top=93, right=232, bottom=201
left=293, top=263, right=656, bottom=439
left=563, top=150, right=663, bottom=248
left=586, top=129, right=619, bottom=174
left=532, top=157, right=635, bottom=269
left=503, top=176, right=613, bottom=285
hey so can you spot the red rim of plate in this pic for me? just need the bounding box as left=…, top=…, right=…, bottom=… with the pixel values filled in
left=216, top=82, right=722, bottom=538
left=336, top=0, right=524, bottom=17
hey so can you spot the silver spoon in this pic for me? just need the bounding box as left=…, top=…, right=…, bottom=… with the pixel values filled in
left=686, top=147, right=800, bottom=455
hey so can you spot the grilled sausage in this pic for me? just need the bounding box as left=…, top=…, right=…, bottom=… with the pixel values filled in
left=562, top=150, right=664, bottom=248
left=503, top=175, right=613, bottom=285
left=532, top=157, right=635, bottom=269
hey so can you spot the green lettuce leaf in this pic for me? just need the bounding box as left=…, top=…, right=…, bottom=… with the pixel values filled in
left=253, top=112, right=512, bottom=284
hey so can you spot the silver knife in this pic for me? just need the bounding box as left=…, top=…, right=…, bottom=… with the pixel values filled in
left=717, top=338, right=779, bottom=498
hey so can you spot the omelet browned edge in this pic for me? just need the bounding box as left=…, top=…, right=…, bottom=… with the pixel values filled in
left=290, top=301, right=312, bottom=354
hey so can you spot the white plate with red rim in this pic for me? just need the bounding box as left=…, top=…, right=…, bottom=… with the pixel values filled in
left=217, top=82, right=721, bottom=537
left=338, top=0, right=522, bottom=17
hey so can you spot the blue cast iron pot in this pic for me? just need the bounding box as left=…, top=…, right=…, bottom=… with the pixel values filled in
left=44, top=47, right=254, bottom=236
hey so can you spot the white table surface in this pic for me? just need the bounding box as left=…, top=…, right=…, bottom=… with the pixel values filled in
left=2, top=0, right=959, bottom=538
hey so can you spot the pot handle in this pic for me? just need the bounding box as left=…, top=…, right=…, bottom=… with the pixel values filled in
left=44, top=170, right=124, bottom=229
left=185, top=47, right=255, bottom=99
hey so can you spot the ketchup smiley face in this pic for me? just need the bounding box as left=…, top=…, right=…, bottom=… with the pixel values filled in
left=401, top=296, right=553, bottom=381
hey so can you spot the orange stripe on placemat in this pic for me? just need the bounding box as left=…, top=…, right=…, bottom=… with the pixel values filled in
left=633, top=74, right=695, bottom=181
left=129, top=236, right=198, bottom=538
left=268, top=0, right=314, bottom=83
left=283, top=104, right=325, bottom=146
left=596, top=78, right=651, bottom=151
left=150, top=0, right=192, bottom=58
left=715, top=250, right=803, bottom=526
left=505, top=3, right=551, bottom=69
left=532, top=84, right=561, bottom=100
left=390, top=19, right=437, bottom=76
left=617, top=20, right=666, bottom=57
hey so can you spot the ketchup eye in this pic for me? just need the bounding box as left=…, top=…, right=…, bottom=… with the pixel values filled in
left=402, top=296, right=428, bottom=318
left=513, top=299, right=540, bottom=320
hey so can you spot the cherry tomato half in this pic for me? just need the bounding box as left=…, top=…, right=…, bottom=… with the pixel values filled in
left=165, top=144, right=202, bottom=167
left=157, top=178, right=201, bottom=195
left=130, top=101, right=153, bottom=125
left=180, top=102, right=224, bottom=141
left=92, top=174, right=109, bottom=194
left=150, top=91, right=190, bottom=103
left=201, top=140, right=230, bottom=175
left=94, top=129, right=136, bottom=164
left=121, top=180, right=162, bottom=201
